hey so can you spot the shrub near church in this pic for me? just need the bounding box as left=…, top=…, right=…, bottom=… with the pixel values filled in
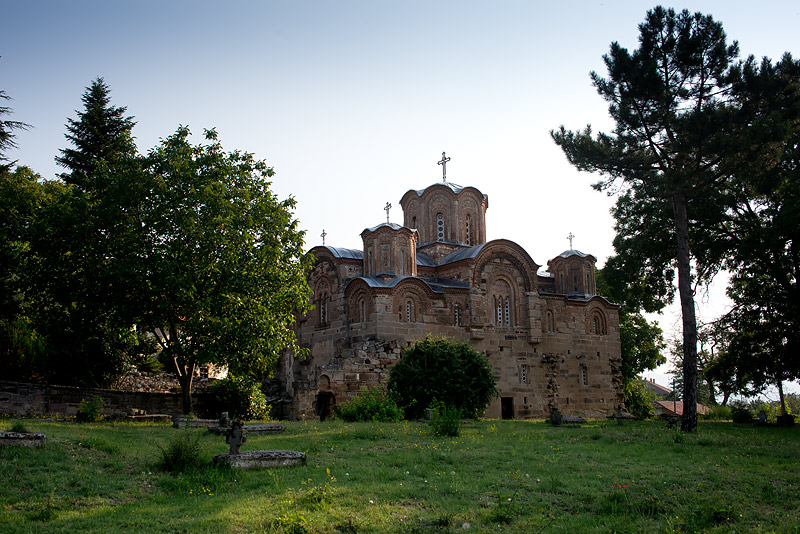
left=389, top=336, right=496, bottom=419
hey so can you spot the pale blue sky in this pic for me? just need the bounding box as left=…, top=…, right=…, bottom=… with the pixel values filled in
left=3, top=1, right=799, bottom=390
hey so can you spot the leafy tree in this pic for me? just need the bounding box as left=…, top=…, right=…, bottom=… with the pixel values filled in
left=388, top=336, right=497, bottom=420
left=0, top=166, right=64, bottom=379
left=623, top=380, right=656, bottom=420
left=718, top=114, right=800, bottom=416
left=551, top=7, right=795, bottom=431
left=596, top=260, right=666, bottom=383
left=138, top=127, right=311, bottom=413
left=0, top=89, right=30, bottom=172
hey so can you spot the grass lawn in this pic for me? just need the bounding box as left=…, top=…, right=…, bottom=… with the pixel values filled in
left=1, top=418, right=798, bottom=533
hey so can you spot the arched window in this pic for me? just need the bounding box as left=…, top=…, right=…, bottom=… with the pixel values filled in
left=492, top=279, right=513, bottom=327
left=465, top=215, right=472, bottom=245
left=436, top=213, right=445, bottom=242
left=319, top=293, right=329, bottom=326
left=520, top=364, right=528, bottom=385
left=359, top=299, right=366, bottom=323
left=405, top=300, right=414, bottom=322
left=580, top=365, right=589, bottom=386
left=589, top=310, right=607, bottom=335
left=411, top=215, right=417, bottom=229
left=454, top=304, right=460, bottom=326
left=546, top=311, right=554, bottom=333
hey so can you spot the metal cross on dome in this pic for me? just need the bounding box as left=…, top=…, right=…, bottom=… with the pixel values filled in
left=438, top=151, right=451, bottom=182
left=567, top=232, right=575, bottom=250
left=384, top=202, right=392, bottom=223
left=321, top=229, right=327, bottom=246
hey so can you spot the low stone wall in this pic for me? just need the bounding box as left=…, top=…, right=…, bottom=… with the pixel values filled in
left=0, top=380, right=211, bottom=418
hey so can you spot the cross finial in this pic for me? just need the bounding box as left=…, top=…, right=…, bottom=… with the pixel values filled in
left=437, top=151, right=451, bottom=183
left=321, top=229, right=327, bottom=246
left=384, top=202, right=392, bottom=223
left=567, top=232, right=575, bottom=250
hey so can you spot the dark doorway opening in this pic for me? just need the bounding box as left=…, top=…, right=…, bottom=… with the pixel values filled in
left=316, top=391, right=335, bottom=421
left=501, top=397, right=514, bottom=420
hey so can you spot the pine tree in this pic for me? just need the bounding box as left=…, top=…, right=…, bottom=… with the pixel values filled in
left=55, top=77, right=135, bottom=190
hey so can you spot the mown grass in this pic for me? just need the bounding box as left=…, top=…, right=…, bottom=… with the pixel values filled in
left=1, top=418, right=798, bottom=533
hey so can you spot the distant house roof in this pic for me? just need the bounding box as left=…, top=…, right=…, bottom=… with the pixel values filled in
left=653, top=400, right=711, bottom=416
left=639, top=379, right=673, bottom=399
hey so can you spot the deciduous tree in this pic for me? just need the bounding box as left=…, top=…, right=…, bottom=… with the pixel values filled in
left=138, top=127, right=311, bottom=413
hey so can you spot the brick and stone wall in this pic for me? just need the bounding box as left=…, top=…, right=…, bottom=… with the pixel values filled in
left=0, top=381, right=211, bottom=417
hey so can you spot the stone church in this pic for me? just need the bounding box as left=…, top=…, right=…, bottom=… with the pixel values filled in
left=280, top=160, right=623, bottom=420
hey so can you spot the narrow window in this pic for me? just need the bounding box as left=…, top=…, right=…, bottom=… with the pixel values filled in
left=454, top=304, right=460, bottom=326
left=581, top=366, right=589, bottom=386
left=437, top=213, right=445, bottom=242
left=520, top=364, right=528, bottom=385
left=319, top=294, right=328, bottom=325
left=465, top=215, right=472, bottom=245
left=406, top=300, right=413, bottom=322
left=546, top=311, right=554, bottom=333
left=496, top=297, right=503, bottom=325
left=360, top=299, right=366, bottom=323
left=504, top=297, right=510, bottom=326
left=592, top=317, right=599, bottom=334
left=412, top=215, right=417, bottom=229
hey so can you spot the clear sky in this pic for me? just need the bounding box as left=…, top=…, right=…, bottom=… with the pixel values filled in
left=3, top=1, right=798, bottom=393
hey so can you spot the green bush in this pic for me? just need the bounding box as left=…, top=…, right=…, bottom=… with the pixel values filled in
left=158, top=430, right=202, bottom=472
left=76, top=395, right=104, bottom=422
left=730, top=404, right=753, bottom=424
left=623, top=380, right=656, bottom=419
left=702, top=405, right=732, bottom=421
left=9, top=420, right=28, bottom=433
left=429, top=402, right=462, bottom=437
left=207, top=375, right=268, bottom=420
left=388, top=336, right=497, bottom=420
left=335, top=386, right=403, bottom=422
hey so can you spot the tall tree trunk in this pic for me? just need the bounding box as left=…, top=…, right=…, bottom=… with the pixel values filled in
left=172, top=357, right=195, bottom=415
left=179, top=370, right=194, bottom=415
left=707, top=377, right=718, bottom=406
left=673, top=190, right=699, bottom=432
left=777, top=375, right=787, bottom=417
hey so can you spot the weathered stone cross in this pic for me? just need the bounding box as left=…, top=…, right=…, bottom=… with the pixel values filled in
left=384, top=202, right=392, bottom=223
left=321, top=229, right=327, bottom=246
left=438, top=151, right=451, bottom=182
left=567, top=232, right=575, bottom=250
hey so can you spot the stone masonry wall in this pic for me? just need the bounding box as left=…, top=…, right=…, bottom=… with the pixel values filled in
left=0, top=381, right=212, bottom=417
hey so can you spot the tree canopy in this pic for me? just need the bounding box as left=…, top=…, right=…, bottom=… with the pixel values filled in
left=1, top=79, right=312, bottom=412
left=552, top=6, right=798, bottom=431
left=138, top=126, right=312, bottom=412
